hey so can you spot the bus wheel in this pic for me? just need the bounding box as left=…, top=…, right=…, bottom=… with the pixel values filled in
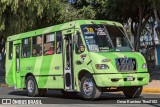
left=80, top=75, right=101, bottom=100
left=26, top=76, right=39, bottom=97
left=123, top=86, right=142, bottom=98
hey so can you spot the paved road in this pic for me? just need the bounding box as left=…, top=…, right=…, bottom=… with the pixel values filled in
left=0, top=87, right=160, bottom=107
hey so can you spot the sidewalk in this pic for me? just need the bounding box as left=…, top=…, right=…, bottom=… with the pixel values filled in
left=0, top=69, right=7, bottom=87
left=143, top=80, right=160, bottom=93
left=142, top=66, right=160, bottom=93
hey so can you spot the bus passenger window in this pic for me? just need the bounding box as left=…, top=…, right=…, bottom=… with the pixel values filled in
left=32, top=36, right=42, bottom=56
left=9, top=41, right=13, bottom=60
left=56, top=31, right=62, bottom=54
left=75, top=33, right=84, bottom=54
left=43, top=33, right=54, bottom=55
left=22, top=38, right=31, bottom=58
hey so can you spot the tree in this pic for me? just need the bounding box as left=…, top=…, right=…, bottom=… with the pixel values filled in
left=104, top=0, right=153, bottom=51
left=1, top=0, right=160, bottom=71
left=103, top=0, right=160, bottom=71
left=65, top=0, right=106, bottom=20
left=151, top=0, right=160, bottom=42
left=0, top=0, right=67, bottom=71
left=0, top=0, right=99, bottom=71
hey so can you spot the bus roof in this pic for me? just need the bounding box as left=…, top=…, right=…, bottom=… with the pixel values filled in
left=7, top=20, right=123, bottom=41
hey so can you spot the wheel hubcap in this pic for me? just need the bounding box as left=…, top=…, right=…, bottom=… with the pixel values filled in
left=27, top=80, right=34, bottom=93
left=83, top=79, right=93, bottom=96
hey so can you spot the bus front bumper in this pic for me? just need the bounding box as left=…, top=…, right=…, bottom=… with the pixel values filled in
left=93, top=73, right=149, bottom=87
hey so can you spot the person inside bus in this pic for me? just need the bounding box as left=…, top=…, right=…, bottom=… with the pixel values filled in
left=32, top=49, right=37, bottom=56
left=56, top=42, right=61, bottom=53
left=45, top=46, right=54, bottom=55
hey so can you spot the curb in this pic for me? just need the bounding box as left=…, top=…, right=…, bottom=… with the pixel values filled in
left=142, top=88, right=160, bottom=93
left=0, top=83, right=8, bottom=87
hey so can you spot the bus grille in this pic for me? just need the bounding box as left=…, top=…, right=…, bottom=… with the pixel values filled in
left=115, top=58, right=136, bottom=71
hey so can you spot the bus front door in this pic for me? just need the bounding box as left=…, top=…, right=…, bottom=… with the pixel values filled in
left=63, top=34, right=74, bottom=91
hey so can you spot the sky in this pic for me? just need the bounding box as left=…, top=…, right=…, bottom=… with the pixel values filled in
left=68, top=0, right=76, bottom=3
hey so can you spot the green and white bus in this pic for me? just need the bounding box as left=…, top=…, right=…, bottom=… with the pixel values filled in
left=5, top=20, right=149, bottom=100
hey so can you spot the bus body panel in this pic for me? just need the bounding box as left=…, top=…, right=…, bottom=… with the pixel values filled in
left=93, top=73, right=149, bottom=87
left=5, top=42, right=14, bottom=86
left=89, top=52, right=147, bottom=74
left=19, top=54, right=64, bottom=88
left=35, top=76, right=64, bottom=89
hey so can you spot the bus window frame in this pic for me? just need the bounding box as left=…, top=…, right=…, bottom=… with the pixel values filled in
left=32, top=35, right=43, bottom=57
left=43, top=32, right=55, bottom=56
left=75, top=33, right=84, bottom=54
left=8, top=41, right=13, bottom=60
left=21, top=38, right=31, bottom=58
left=56, top=31, right=63, bottom=54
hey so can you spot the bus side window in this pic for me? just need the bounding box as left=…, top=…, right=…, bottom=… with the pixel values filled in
left=32, top=36, right=42, bottom=57
left=75, top=33, right=83, bottom=54
left=43, top=33, right=55, bottom=55
left=56, top=31, right=62, bottom=54
left=9, top=41, right=13, bottom=60
left=22, top=38, right=31, bottom=58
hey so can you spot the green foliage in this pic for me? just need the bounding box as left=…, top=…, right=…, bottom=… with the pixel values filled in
left=0, top=0, right=160, bottom=68
left=104, top=0, right=152, bottom=23
left=0, top=0, right=67, bottom=36
left=103, top=0, right=160, bottom=51
left=0, top=0, right=160, bottom=49
left=0, top=0, right=102, bottom=39
left=73, top=0, right=105, bottom=19
left=154, top=0, right=160, bottom=11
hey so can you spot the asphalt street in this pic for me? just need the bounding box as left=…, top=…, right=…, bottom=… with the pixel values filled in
left=0, top=87, right=160, bottom=107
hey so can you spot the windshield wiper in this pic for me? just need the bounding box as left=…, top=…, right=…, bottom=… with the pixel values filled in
left=113, top=23, right=135, bottom=51
left=91, top=21, right=115, bottom=51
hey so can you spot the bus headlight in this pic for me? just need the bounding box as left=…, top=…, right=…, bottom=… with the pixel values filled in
left=95, top=64, right=109, bottom=69
left=142, top=63, right=147, bottom=68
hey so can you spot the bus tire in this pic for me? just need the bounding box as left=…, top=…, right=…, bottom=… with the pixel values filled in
left=26, top=76, right=39, bottom=97
left=80, top=74, right=101, bottom=100
left=123, top=86, right=142, bottom=98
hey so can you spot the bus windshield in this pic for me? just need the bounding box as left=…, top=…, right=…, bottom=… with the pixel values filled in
left=81, top=24, right=132, bottom=52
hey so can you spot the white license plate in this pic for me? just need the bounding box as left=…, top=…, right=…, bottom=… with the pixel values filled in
left=127, top=76, right=134, bottom=81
